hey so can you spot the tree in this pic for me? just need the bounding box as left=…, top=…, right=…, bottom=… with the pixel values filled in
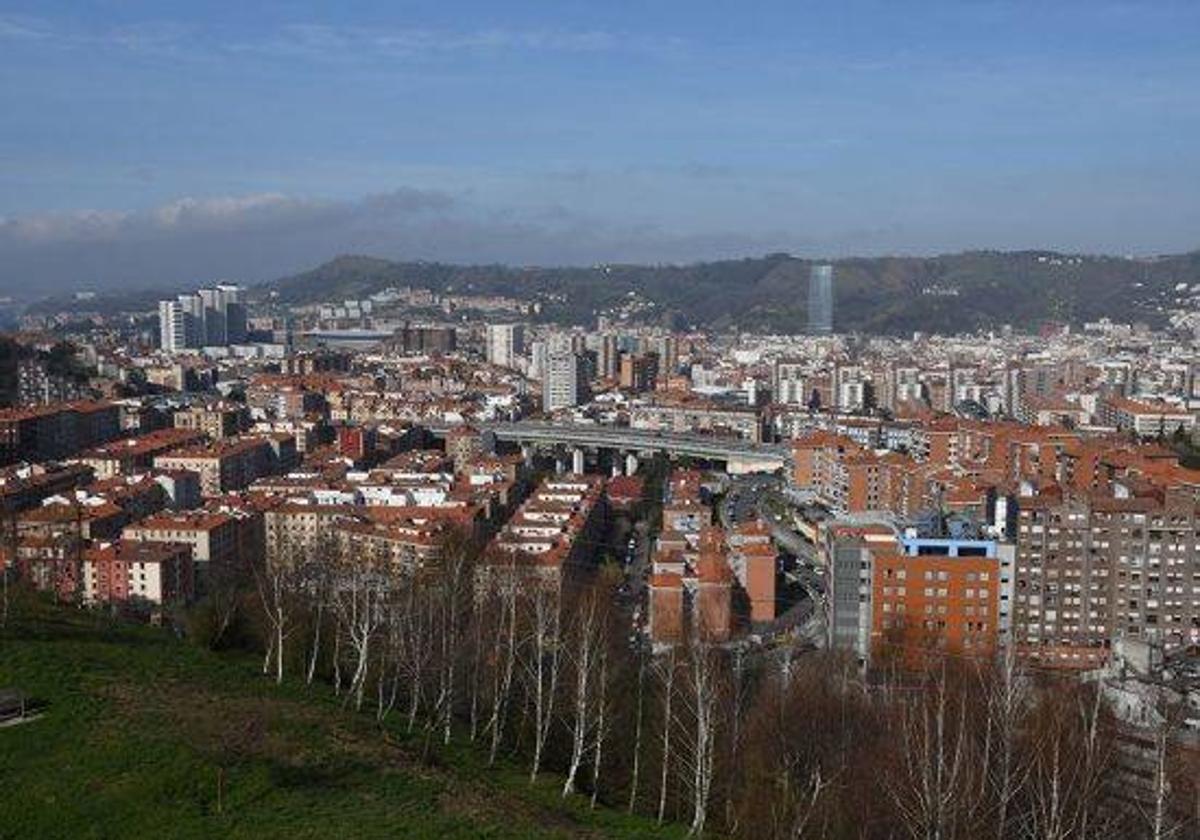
left=483, top=570, right=520, bottom=765
left=396, top=571, right=436, bottom=732
left=0, top=507, right=15, bottom=628
left=330, top=550, right=388, bottom=711
left=656, top=645, right=678, bottom=825
left=886, top=666, right=978, bottom=840
left=522, top=577, right=563, bottom=782
left=628, top=644, right=648, bottom=813
left=589, top=638, right=613, bottom=809
left=561, top=575, right=617, bottom=799
left=208, top=706, right=266, bottom=816
left=978, top=649, right=1030, bottom=840
left=430, top=527, right=477, bottom=746
left=678, top=639, right=721, bottom=837
left=252, top=536, right=303, bottom=684
left=1025, top=680, right=1114, bottom=840
left=562, top=589, right=602, bottom=796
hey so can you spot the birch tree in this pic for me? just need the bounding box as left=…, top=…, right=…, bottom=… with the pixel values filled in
left=430, top=527, right=476, bottom=745
left=562, top=589, right=603, bottom=796
left=979, top=648, right=1029, bottom=840
left=331, top=550, right=388, bottom=711
left=678, top=639, right=721, bottom=837
left=887, top=666, right=976, bottom=840
left=656, top=645, right=677, bottom=825
left=522, top=578, right=562, bottom=782
left=589, top=640, right=612, bottom=809
left=628, top=645, right=648, bottom=813
left=252, top=541, right=300, bottom=685
left=484, top=571, right=520, bottom=765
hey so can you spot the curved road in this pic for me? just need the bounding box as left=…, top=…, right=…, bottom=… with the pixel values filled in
left=723, top=475, right=828, bottom=647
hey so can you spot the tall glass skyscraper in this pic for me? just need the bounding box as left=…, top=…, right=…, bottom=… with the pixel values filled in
left=808, top=264, right=834, bottom=334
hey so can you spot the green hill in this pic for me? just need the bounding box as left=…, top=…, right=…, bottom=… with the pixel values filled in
left=254, top=250, right=1200, bottom=334
left=0, top=601, right=679, bottom=840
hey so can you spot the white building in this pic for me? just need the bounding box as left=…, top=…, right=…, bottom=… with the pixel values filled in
left=159, top=284, right=245, bottom=352
left=486, top=323, right=525, bottom=369
left=543, top=351, right=587, bottom=411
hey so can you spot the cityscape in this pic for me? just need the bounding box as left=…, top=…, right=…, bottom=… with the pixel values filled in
left=3, top=3, right=1200, bottom=839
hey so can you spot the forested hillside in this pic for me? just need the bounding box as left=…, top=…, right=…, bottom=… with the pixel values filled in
left=260, top=250, right=1200, bottom=333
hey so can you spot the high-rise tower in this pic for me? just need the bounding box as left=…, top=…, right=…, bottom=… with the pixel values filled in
left=808, top=264, right=834, bottom=335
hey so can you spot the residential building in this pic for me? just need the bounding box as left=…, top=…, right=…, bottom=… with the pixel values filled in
left=486, top=323, right=525, bottom=370
left=82, top=540, right=193, bottom=609
left=543, top=351, right=589, bottom=411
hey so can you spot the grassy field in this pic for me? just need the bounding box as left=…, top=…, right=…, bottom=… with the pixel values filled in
left=0, top=598, right=681, bottom=839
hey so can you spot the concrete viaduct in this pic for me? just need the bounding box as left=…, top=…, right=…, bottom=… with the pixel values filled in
left=425, top=421, right=789, bottom=475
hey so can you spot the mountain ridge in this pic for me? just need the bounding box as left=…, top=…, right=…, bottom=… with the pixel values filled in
left=260, top=249, right=1200, bottom=334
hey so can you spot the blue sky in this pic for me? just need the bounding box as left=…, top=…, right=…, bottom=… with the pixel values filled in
left=1, top=1, right=1199, bottom=291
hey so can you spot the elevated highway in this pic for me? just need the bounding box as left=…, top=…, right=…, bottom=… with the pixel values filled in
left=426, top=421, right=790, bottom=474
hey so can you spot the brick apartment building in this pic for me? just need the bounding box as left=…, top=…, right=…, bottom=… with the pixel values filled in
left=82, top=540, right=193, bottom=609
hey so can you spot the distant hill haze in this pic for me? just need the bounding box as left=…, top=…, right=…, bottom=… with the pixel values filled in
left=26, top=250, right=1200, bottom=335
left=260, top=250, right=1200, bottom=334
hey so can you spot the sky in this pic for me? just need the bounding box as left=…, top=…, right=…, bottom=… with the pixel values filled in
left=1, top=1, right=1199, bottom=294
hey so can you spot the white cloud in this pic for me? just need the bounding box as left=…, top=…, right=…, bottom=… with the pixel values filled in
left=0, top=14, right=55, bottom=41
left=0, top=189, right=452, bottom=247
left=0, top=187, right=786, bottom=296
left=0, top=14, right=681, bottom=63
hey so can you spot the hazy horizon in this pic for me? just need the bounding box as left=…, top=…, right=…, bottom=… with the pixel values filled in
left=3, top=1, right=1199, bottom=294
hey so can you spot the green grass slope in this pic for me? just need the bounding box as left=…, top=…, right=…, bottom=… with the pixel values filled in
left=0, top=601, right=680, bottom=840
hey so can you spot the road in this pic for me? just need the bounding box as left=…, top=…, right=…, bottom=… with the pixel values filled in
left=719, top=474, right=778, bottom=528
left=428, top=420, right=790, bottom=471
left=617, top=518, right=654, bottom=638
left=720, top=474, right=829, bottom=647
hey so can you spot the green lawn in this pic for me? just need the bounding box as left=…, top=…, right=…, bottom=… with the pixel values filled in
left=0, top=600, right=680, bottom=839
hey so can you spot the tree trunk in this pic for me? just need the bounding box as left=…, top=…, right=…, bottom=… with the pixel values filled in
left=658, top=652, right=676, bottom=825
left=590, top=647, right=609, bottom=810
left=629, top=650, right=646, bottom=813
left=306, top=600, right=322, bottom=685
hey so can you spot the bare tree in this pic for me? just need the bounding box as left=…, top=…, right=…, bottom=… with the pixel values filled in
left=304, top=565, right=328, bottom=685
left=1, top=508, right=15, bottom=628
left=628, top=645, right=647, bottom=813
left=589, top=640, right=612, bottom=809
left=430, top=528, right=475, bottom=746
left=1024, top=680, right=1113, bottom=840
left=1143, top=695, right=1186, bottom=840
left=331, top=554, right=388, bottom=711
left=980, top=647, right=1030, bottom=840
left=723, top=645, right=751, bottom=833
left=786, top=765, right=833, bottom=840
left=887, top=666, right=976, bottom=840
left=484, top=571, right=520, bottom=764
left=376, top=584, right=412, bottom=722
left=396, top=575, right=435, bottom=732
left=252, top=539, right=301, bottom=685
left=303, top=537, right=337, bottom=686
left=656, top=645, right=677, bottom=826
left=522, top=578, right=562, bottom=782
left=562, top=589, right=603, bottom=796
left=677, top=639, right=720, bottom=837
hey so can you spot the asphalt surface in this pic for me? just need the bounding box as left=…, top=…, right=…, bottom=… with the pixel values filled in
left=718, top=474, right=830, bottom=647
left=622, top=519, right=653, bottom=631
left=720, top=474, right=778, bottom=528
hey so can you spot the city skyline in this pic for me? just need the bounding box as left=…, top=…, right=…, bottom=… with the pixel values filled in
left=4, top=4, right=1200, bottom=836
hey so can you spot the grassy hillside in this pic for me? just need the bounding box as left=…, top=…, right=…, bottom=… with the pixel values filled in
left=0, top=599, right=680, bottom=840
